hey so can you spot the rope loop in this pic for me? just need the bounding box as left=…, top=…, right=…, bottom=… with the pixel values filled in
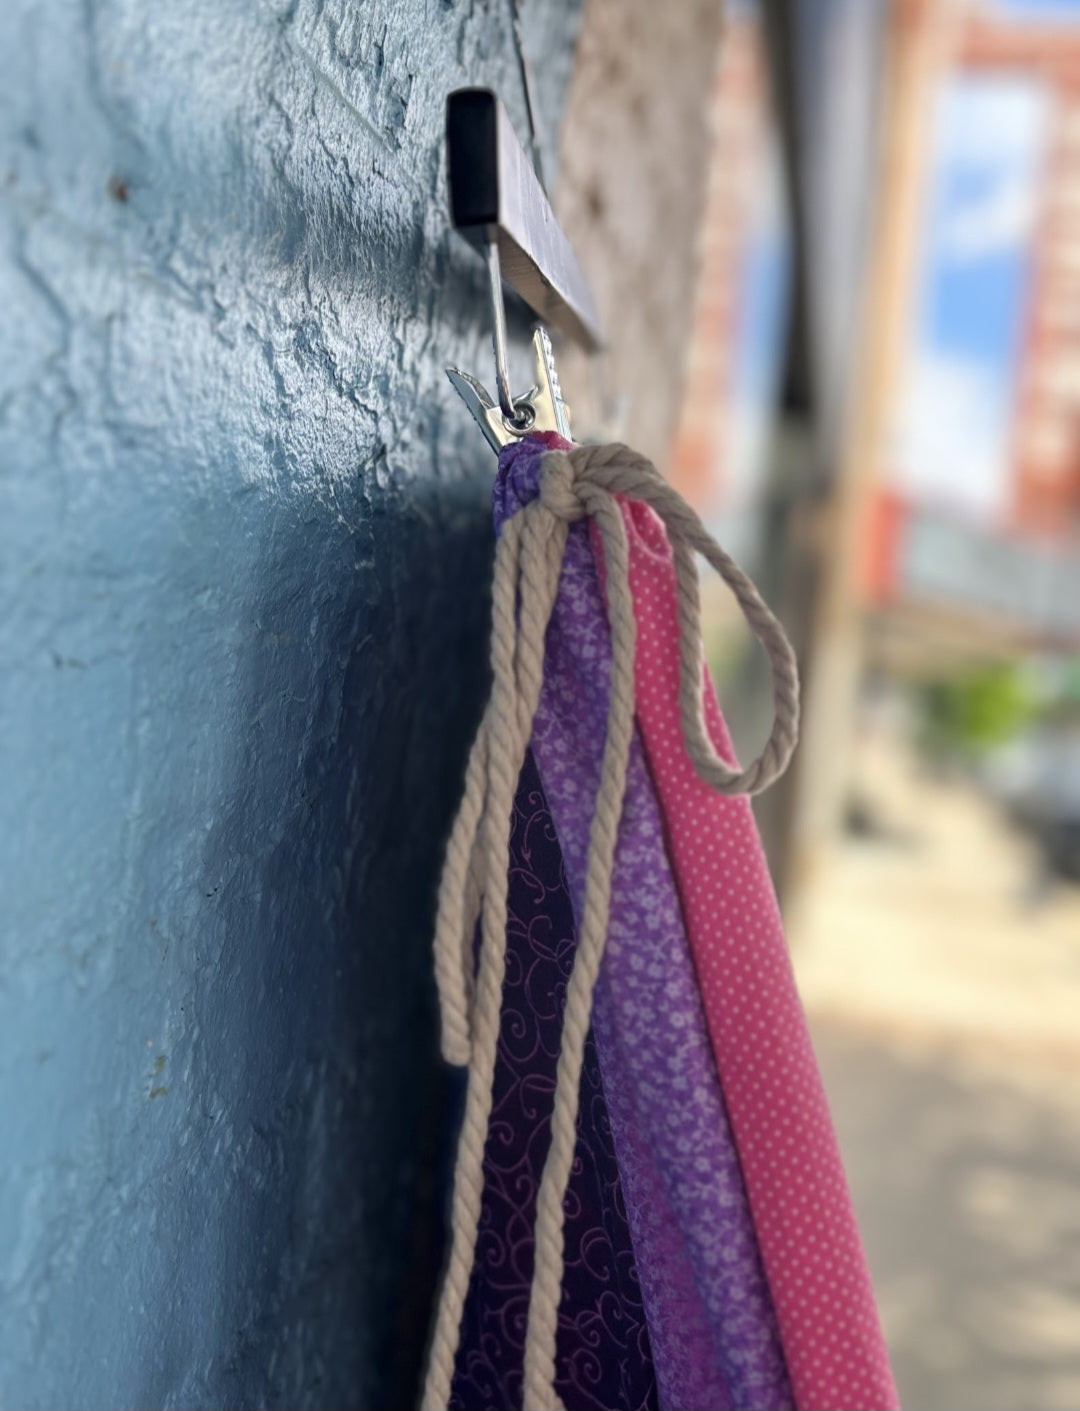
left=543, top=442, right=800, bottom=797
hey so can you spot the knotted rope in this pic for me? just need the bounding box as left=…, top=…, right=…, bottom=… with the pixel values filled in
left=421, top=441, right=800, bottom=1411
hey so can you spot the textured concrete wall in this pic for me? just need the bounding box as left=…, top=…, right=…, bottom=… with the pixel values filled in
left=0, top=2, right=578, bottom=1407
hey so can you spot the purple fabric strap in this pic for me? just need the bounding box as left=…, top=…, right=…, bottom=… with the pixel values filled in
left=450, top=747, right=657, bottom=1411
left=496, top=436, right=793, bottom=1411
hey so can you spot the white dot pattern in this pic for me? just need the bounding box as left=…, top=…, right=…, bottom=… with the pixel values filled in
left=589, top=500, right=900, bottom=1411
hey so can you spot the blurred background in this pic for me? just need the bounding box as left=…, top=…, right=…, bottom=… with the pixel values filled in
left=654, top=1, right=1080, bottom=1406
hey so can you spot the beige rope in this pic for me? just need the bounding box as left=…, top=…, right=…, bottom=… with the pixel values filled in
left=423, top=442, right=800, bottom=1411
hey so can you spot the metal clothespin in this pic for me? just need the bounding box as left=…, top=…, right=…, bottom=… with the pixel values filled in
left=444, top=88, right=604, bottom=453
left=448, top=327, right=570, bottom=453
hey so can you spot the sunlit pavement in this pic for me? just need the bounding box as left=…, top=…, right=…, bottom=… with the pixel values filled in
left=787, top=727, right=1080, bottom=1411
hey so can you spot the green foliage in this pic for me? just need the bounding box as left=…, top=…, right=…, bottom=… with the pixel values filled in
left=918, top=662, right=1037, bottom=759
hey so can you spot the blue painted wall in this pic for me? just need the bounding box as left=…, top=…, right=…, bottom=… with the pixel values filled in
left=0, top=2, right=579, bottom=1406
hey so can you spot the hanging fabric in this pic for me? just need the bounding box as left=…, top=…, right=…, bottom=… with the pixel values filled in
left=420, top=435, right=896, bottom=1411
left=502, top=435, right=790, bottom=1411
left=599, top=495, right=900, bottom=1411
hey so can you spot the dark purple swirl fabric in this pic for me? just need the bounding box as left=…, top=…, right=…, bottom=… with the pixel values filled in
left=449, top=748, right=657, bottom=1411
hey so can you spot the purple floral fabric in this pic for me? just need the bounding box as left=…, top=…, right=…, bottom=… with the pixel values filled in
left=449, top=748, right=657, bottom=1411
left=495, top=436, right=794, bottom=1411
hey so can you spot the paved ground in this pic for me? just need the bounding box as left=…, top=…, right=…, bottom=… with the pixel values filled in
left=787, top=724, right=1080, bottom=1411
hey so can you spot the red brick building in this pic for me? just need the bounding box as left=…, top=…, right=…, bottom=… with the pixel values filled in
left=962, top=6, right=1080, bottom=537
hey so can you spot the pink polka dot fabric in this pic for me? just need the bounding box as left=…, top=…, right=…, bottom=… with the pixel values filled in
left=589, top=497, right=899, bottom=1411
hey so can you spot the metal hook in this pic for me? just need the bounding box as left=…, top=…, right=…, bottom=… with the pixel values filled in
left=487, top=239, right=535, bottom=433
left=444, top=88, right=597, bottom=451
left=447, top=90, right=604, bottom=352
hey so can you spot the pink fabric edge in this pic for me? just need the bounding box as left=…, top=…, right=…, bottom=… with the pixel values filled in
left=588, top=501, right=900, bottom=1411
